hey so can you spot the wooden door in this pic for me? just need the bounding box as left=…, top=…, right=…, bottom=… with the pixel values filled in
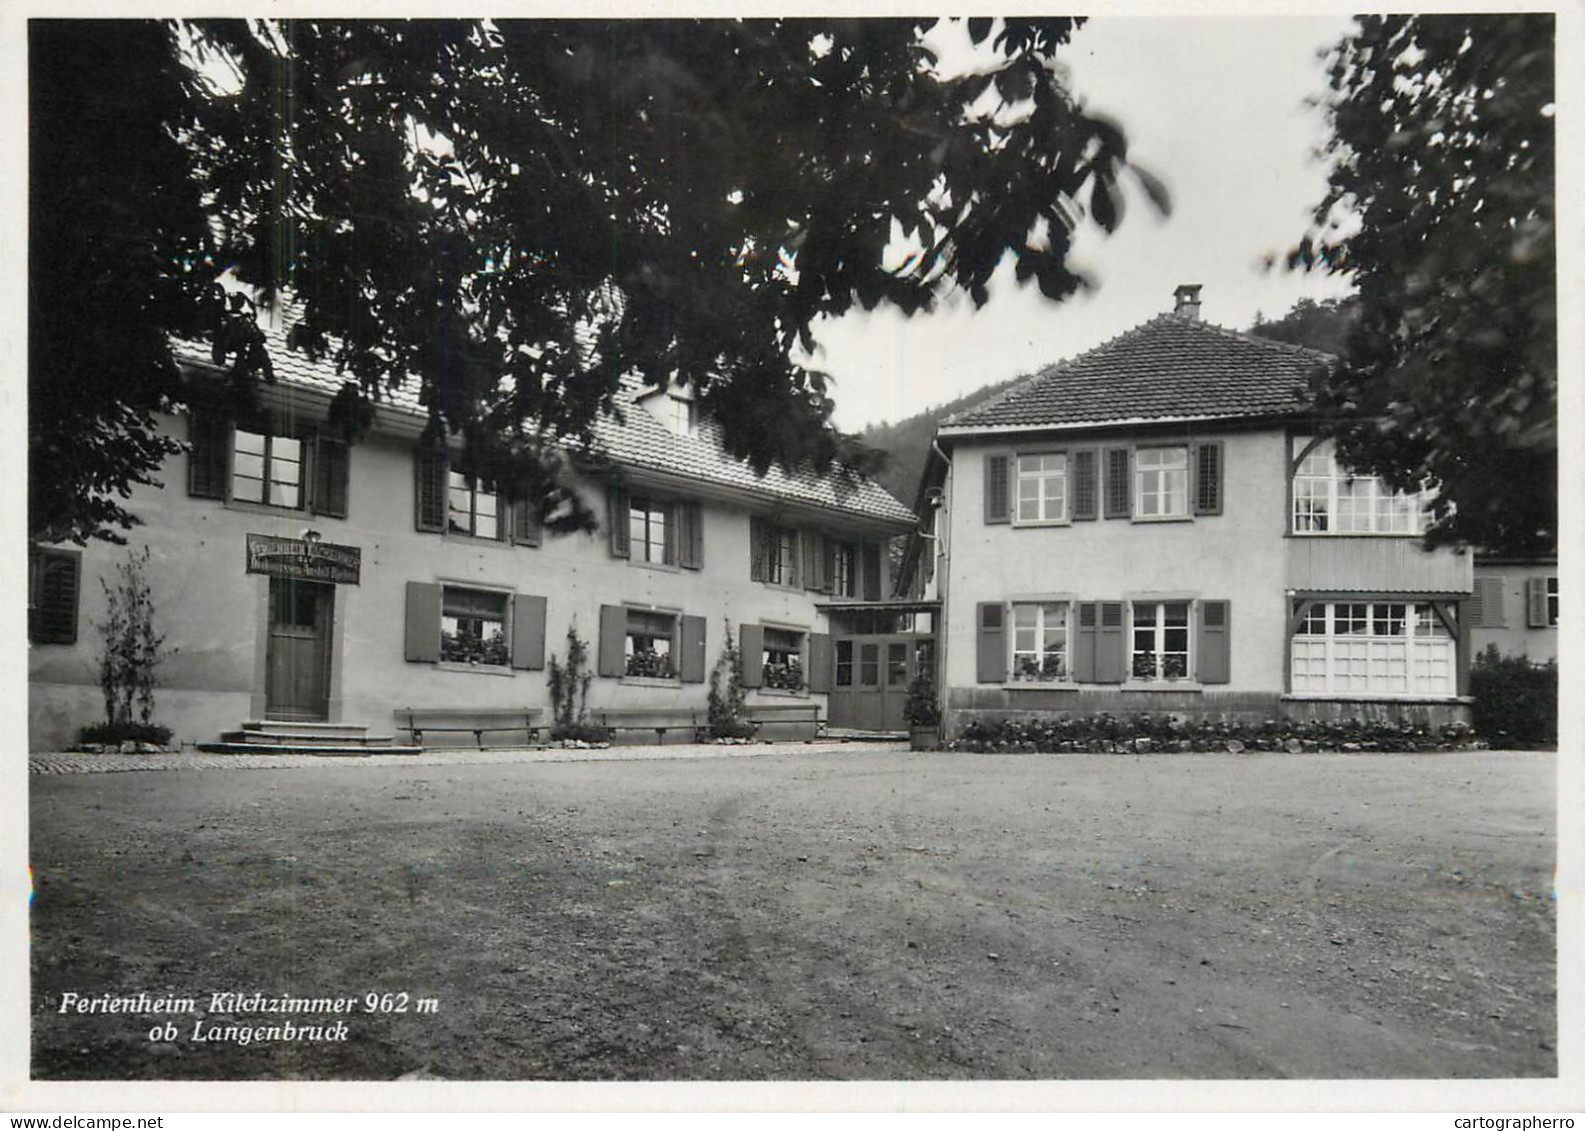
left=829, top=633, right=926, bottom=732
left=266, top=578, right=333, bottom=721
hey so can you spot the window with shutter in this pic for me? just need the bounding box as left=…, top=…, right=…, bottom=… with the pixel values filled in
left=1527, top=577, right=1551, bottom=628
left=1096, top=601, right=1127, bottom=682
left=312, top=437, right=350, bottom=518
left=28, top=547, right=81, bottom=645
left=1072, top=449, right=1098, bottom=520
left=677, top=502, right=704, bottom=569
left=414, top=447, right=447, bottom=532
left=1470, top=577, right=1505, bottom=628
left=1072, top=602, right=1098, bottom=681
left=1197, top=600, right=1231, bottom=683
left=975, top=602, right=1006, bottom=683
left=512, top=496, right=543, bottom=547
left=1194, top=442, right=1223, bottom=515
left=1104, top=448, right=1131, bottom=518
left=984, top=453, right=1010, bottom=524
left=188, top=411, right=230, bottom=500
left=608, top=486, right=631, bottom=558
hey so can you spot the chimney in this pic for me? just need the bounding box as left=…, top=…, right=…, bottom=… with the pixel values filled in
left=1173, top=283, right=1203, bottom=320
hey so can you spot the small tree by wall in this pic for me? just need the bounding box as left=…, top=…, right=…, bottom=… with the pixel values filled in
left=547, top=625, right=601, bottom=742
left=85, top=547, right=174, bottom=746
left=708, top=619, right=754, bottom=739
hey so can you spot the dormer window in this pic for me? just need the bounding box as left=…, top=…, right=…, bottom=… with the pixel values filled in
left=666, top=395, right=696, bottom=437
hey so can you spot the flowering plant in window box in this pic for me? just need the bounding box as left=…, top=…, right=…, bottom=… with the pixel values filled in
left=1161, top=654, right=1188, bottom=680
left=625, top=648, right=675, bottom=678
left=1013, top=653, right=1067, bottom=682
left=762, top=658, right=805, bottom=691
left=441, top=631, right=510, bottom=666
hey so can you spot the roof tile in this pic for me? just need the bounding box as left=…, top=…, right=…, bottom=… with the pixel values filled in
left=174, top=320, right=913, bottom=526
left=944, top=313, right=1334, bottom=432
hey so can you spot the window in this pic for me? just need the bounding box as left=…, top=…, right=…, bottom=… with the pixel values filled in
left=666, top=395, right=696, bottom=437
left=448, top=471, right=501, bottom=540
left=828, top=540, right=856, bottom=598
left=1526, top=575, right=1559, bottom=628
left=28, top=547, right=81, bottom=645
left=232, top=428, right=303, bottom=508
left=629, top=497, right=669, bottom=563
left=835, top=640, right=854, bottom=687
left=1290, top=601, right=1454, bottom=697
left=626, top=609, right=677, bottom=678
left=751, top=519, right=800, bottom=586
left=762, top=627, right=806, bottom=691
left=441, top=587, right=509, bottom=666
left=859, top=643, right=880, bottom=687
left=1548, top=577, right=1559, bottom=626
left=1131, top=601, right=1191, bottom=680
left=1015, top=453, right=1067, bottom=524
left=1134, top=447, right=1189, bottom=519
left=1292, top=442, right=1431, bottom=534
left=1011, top=602, right=1070, bottom=682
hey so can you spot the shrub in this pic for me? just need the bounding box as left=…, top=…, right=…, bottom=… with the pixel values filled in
left=93, top=547, right=174, bottom=734
left=708, top=620, right=755, bottom=739
left=903, top=670, right=940, bottom=728
left=1470, top=645, right=1557, bottom=749
left=947, top=712, right=1480, bottom=755
left=547, top=626, right=595, bottom=740
left=77, top=720, right=173, bottom=748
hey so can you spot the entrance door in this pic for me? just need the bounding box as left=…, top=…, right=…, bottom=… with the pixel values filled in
left=829, top=633, right=932, bottom=731
left=266, top=578, right=333, bottom=721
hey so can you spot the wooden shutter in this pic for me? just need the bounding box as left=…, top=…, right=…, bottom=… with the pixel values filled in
left=862, top=542, right=884, bottom=600
left=1096, top=601, right=1126, bottom=682
left=1194, top=442, right=1224, bottom=516
left=1470, top=576, right=1505, bottom=628
left=679, top=614, right=707, bottom=683
left=976, top=602, right=1006, bottom=683
left=808, top=633, right=834, bottom=693
left=28, top=548, right=80, bottom=645
left=1197, top=600, right=1231, bottom=684
left=662, top=501, right=679, bottom=565
left=803, top=531, right=826, bottom=591
left=512, top=495, right=543, bottom=547
left=608, top=486, right=631, bottom=558
left=403, top=582, right=442, bottom=663
left=1526, top=577, right=1549, bottom=627
left=739, top=623, right=765, bottom=688
left=187, top=410, right=230, bottom=500
left=414, top=447, right=446, bottom=532
left=1072, top=449, right=1099, bottom=521
left=510, top=594, right=547, bottom=671
left=1072, top=602, right=1097, bottom=682
left=597, top=604, right=628, bottom=677
left=984, top=453, right=1010, bottom=524
left=1104, top=448, right=1131, bottom=518
left=749, top=517, right=768, bottom=581
left=312, top=437, right=350, bottom=518
left=677, top=502, right=703, bottom=569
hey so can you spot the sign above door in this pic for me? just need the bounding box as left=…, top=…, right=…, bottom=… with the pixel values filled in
left=245, top=533, right=361, bottom=585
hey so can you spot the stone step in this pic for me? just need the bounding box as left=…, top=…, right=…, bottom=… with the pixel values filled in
left=222, top=729, right=393, bottom=747
left=243, top=720, right=369, bottom=738
left=196, top=742, right=424, bottom=757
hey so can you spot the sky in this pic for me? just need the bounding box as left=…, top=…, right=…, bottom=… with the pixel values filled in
left=813, top=15, right=1361, bottom=432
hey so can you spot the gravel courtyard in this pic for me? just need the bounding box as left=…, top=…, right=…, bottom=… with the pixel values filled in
left=29, top=745, right=1555, bottom=1080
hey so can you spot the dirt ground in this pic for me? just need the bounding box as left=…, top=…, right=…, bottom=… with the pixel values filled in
left=29, top=746, right=1556, bottom=1080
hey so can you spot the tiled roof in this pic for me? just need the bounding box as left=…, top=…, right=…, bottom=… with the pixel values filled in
left=943, top=313, right=1334, bottom=432
left=173, top=319, right=914, bottom=527
left=592, top=381, right=915, bottom=525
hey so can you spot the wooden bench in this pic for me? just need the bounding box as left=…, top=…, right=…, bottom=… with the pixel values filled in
left=743, top=702, right=824, bottom=742
left=589, top=707, right=712, bottom=745
left=394, top=707, right=546, bottom=749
